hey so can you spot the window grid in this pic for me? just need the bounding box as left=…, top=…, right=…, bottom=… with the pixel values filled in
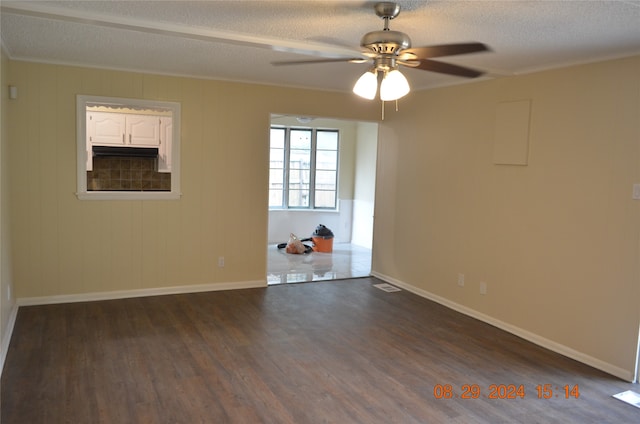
left=269, top=127, right=338, bottom=210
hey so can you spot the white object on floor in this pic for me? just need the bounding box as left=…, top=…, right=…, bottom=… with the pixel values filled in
left=613, top=390, right=640, bottom=409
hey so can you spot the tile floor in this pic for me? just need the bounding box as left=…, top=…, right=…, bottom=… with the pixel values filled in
left=267, top=242, right=372, bottom=285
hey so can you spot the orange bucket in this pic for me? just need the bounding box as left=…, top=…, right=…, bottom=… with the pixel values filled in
left=312, top=236, right=334, bottom=253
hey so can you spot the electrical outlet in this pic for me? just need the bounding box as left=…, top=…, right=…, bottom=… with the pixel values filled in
left=458, top=273, right=465, bottom=287
left=480, top=282, right=487, bottom=295
left=218, top=256, right=225, bottom=268
left=633, top=184, right=640, bottom=200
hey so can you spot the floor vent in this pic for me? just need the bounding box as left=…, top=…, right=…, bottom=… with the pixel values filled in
left=373, top=283, right=401, bottom=293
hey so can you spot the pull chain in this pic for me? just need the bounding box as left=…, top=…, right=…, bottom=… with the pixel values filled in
left=380, top=100, right=400, bottom=120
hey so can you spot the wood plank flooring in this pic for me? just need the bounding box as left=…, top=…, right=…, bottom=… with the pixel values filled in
left=2, top=277, right=639, bottom=423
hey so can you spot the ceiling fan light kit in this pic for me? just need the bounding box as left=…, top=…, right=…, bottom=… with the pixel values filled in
left=379, top=69, right=410, bottom=101
left=352, top=70, right=378, bottom=100
left=353, top=2, right=411, bottom=102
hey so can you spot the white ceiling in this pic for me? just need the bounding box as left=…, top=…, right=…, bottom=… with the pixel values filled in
left=2, top=1, right=640, bottom=93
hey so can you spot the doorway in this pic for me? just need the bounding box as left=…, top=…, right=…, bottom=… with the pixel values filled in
left=266, top=115, right=378, bottom=284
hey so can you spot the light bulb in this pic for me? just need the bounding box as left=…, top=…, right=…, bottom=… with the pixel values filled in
left=380, top=69, right=410, bottom=101
left=352, top=70, right=378, bottom=100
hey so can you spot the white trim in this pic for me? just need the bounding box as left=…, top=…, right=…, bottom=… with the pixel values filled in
left=16, top=280, right=267, bottom=307
left=371, top=271, right=635, bottom=383
left=76, top=191, right=182, bottom=201
left=0, top=302, right=19, bottom=377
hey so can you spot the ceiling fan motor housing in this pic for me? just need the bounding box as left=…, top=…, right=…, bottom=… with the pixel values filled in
left=361, top=30, right=411, bottom=55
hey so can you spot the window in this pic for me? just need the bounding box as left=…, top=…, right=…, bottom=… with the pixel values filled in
left=269, top=127, right=339, bottom=209
left=76, top=95, right=181, bottom=200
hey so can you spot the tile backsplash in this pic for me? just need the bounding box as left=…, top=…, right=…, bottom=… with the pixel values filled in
left=87, top=157, right=171, bottom=191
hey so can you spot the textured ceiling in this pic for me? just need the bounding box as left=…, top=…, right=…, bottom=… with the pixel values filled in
left=2, top=1, right=640, bottom=93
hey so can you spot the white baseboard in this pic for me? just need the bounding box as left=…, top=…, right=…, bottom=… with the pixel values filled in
left=0, top=301, right=19, bottom=377
left=16, top=280, right=267, bottom=307
left=371, top=271, right=635, bottom=383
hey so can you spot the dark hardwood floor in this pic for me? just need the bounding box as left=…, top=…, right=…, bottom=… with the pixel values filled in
left=2, top=277, right=639, bottom=423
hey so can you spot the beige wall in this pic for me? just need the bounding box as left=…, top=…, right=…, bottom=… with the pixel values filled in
left=373, top=56, right=640, bottom=380
left=1, top=47, right=16, bottom=368
left=6, top=61, right=377, bottom=301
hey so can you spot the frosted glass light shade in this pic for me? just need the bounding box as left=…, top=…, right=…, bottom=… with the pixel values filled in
left=353, top=71, right=378, bottom=100
left=380, top=69, right=410, bottom=101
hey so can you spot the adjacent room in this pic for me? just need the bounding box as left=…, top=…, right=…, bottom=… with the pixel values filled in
left=267, top=114, right=376, bottom=284
left=1, top=1, right=639, bottom=422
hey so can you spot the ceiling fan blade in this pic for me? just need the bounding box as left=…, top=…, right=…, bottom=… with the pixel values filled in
left=272, top=58, right=367, bottom=66
left=400, top=43, right=490, bottom=60
left=407, top=59, right=485, bottom=78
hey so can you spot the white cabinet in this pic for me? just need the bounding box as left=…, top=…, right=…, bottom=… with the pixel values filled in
left=86, top=111, right=172, bottom=172
left=126, top=115, right=161, bottom=146
left=159, top=117, right=172, bottom=172
left=87, top=112, right=126, bottom=145
left=87, top=112, right=161, bottom=147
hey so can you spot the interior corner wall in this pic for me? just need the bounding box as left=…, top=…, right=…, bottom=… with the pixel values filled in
left=6, top=61, right=378, bottom=302
left=372, top=56, right=640, bottom=381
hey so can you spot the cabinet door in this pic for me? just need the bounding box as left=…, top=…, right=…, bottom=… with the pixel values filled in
left=87, top=112, right=126, bottom=145
left=158, top=117, right=172, bottom=172
left=127, top=115, right=160, bottom=146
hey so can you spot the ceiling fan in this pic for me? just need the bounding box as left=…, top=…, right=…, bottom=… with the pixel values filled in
left=273, top=2, right=490, bottom=101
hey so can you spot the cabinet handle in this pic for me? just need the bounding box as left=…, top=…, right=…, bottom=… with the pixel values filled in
left=122, top=134, right=125, bottom=144
left=129, top=134, right=132, bottom=144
